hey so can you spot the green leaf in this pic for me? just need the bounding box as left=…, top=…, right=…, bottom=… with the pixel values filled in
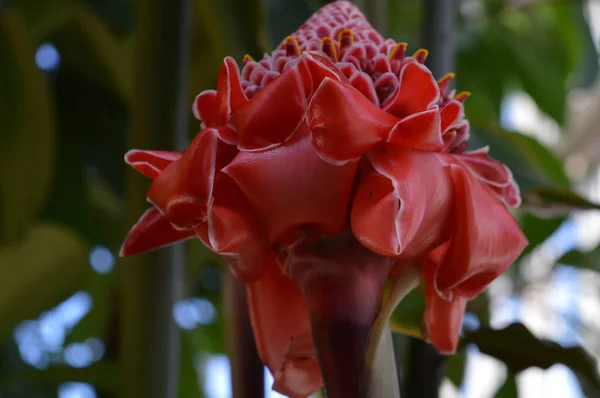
left=495, top=373, right=518, bottom=398
left=495, top=24, right=566, bottom=125
left=0, top=9, right=55, bottom=242
left=469, top=128, right=569, bottom=194
left=0, top=223, right=91, bottom=339
left=179, top=334, right=204, bottom=398
left=521, top=187, right=600, bottom=218
left=519, top=214, right=565, bottom=258
left=465, top=323, right=600, bottom=393
left=558, top=245, right=600, bottom=270
left=64, top=2, right=132, bottom=102
left=0, top=362, right=117, bottom=392
left=11, top=0, right=69, bottom=41
left=445, top=352, right=467, bottom=388
left=457, top=26, right=511, bottom=124
left=65, top=273, right=113, bottom=344
left=389, top=287, right=425, bottom=339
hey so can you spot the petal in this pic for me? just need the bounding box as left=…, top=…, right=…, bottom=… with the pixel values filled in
left=440, top=100, right=463, bottom=133
left=424, top=274, right=467, bottom=354
left=120, top=207, right=195, bottom=256
left=208, top=174, right=269, bottom=282
left=192, top=89, right=219, bottom=126
left=350, top=71, right=379, bottom=105
left=301, top=51, right=348, bottom=93
left=387, top=107, right=443, bottom=151
left=307, top=78, right=398, bottom=165
left=124, top=150, right=181, bottom=180
left=216, top=57, right=248, bottom=123
left=351, top=172, right=400, bottom=257
left=490, top=182, right=522, bottom=208
left=354, top=147, right=453, bottom=258
left=273, top=331, right=322, bottom=398
left=383, top=62, right=440, bottom=118
left=246, top=256, right=313, bottom=381
left=224, top=124, right=357, bottom=245
left=434, top=165, right=528, bottom=299
left=231, top=65, right=307, bottom=151
left=273, top=358, right=322, bottom=398
left=454, top=152, right=512, bottom=188
left=148, top=129, right=237, bottom=229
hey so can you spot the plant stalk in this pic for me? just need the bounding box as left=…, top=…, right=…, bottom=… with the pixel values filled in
left=288, top=235, right=397, bottom=398
left=120, top=1, right=192, bottom=398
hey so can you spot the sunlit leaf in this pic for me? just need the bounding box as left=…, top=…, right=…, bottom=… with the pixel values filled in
left=65, top=273, right=113, bottom=345
left=389, top=288, right=425, bottom=339
left=465, top=323, right=600, bottom=393
left=494, top=373, right=517, bottom=398
left=445, top=351, right=467, bottom=388
left=521, top=187, right=600, bottom=218
left=519, top=214, right=565, bottom=258
left=0, top=223, right=90, bottom=339
left=469, top=129, right=569, bottom=193
left=558, top=245, right=600, bottom=271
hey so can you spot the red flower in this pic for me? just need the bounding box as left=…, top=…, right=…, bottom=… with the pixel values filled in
left=121, top=1, right=527, bottom=396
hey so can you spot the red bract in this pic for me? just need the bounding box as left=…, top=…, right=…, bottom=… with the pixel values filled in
left=121, top=1, right=527, bottom=396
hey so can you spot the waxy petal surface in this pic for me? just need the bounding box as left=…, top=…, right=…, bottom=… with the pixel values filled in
left=208, top=174, right=269, bottom=282
left=387, top=107, right=443, bottom=151
left=232, top=65, right=307, bottom=151
left=120, top=207, right=195, bottom=256
left=307, top=78, right=397, bottom=164
left=433, top=165, right=528, bottom=299
left=224, top=124, right=357, bottom=245
left=246, top=257, right=315, bottom=395
left=273, top=331, right=322, bottom=398
left=125, top=150, right=181, bottom=180
left=148, top=129, right=236, bottom=229
left=440, top=100, right=462, bottom=133
left=193, top=89, right=219, bottom=126
left=383, top=62, right=439, bottom=118
left=216, top=57, right=248, bottom=122
left=353, top=147, right=453, bottom=258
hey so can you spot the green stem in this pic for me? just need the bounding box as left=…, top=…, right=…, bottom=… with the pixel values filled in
left=119, top=1, right=191, bottom=397
left=364, top=263, right=420, bottom=398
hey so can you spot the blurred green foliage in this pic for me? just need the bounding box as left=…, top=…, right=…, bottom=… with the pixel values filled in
left=1, top=0, right=600, bottom=397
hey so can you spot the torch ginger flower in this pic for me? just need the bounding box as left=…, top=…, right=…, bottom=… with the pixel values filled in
left=120, top=1, right=527, bottom=397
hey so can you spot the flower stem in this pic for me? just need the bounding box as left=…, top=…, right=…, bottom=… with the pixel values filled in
left=287, top=235, right=394, bottom=398
left=364, top=263, right=420, bottom=397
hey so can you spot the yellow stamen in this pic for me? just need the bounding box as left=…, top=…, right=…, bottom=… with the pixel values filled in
left=284, top=36, right=302, bottom=57
left=321, top=37, right=338, bottom=61
left=437, top=72, right=455, bottom=84
left=413, top=49, right=429, bottom=63
left=389, top=42, right=408, bottom=61
left=242, top=54, right=255, bottom=65
left=338, top=29, right=355, bottom=48
left=455, top=91, right=471, bottom=102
